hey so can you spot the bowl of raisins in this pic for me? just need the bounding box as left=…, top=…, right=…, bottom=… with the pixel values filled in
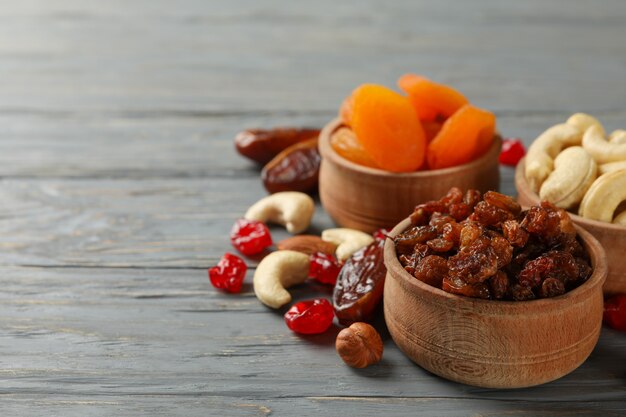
left=318, top=118, right=501, bottom=233
left=515, top=158, right=626, bottom=296
left=383, top=188, right=607, bottom=388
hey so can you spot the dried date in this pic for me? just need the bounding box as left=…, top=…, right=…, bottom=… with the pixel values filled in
left=235, top=127, right=320, bottom=165
left=261, top=138, right=320, bottom=194
left=333, top=240, right=386, bottom=325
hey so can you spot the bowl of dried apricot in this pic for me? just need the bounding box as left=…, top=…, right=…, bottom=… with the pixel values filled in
left=319, top=75, right=501, bottom=233
left=383, top=188, right=607, bottom=388
left=514, top=113, right=626, bottom=295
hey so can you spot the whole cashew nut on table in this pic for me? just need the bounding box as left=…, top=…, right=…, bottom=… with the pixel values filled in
left=253, top=250, right=310, bottom=309
left=245, top=191, right=314, bottom=234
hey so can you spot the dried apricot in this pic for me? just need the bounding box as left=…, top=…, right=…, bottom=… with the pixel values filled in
left=351, top=84, right=426, bottom=172
left=330, top=127, right=380, bottom=169
left=397, top=74, right=468, bottom=121
left=339, top=94, right=354, bottom=126
left=427, top=104, right=496, bottom=169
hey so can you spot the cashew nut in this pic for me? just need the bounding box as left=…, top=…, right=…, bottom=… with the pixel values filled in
left=244, top=192, right=314, bottom=234
left=613, top=210, right=626, bottom=226
left=253, top=250, right=309, bottom=309
left=582, top=125, right=626, bottom=164
left=539, top=146, right=597, bottom=209
left=578, top=169, right=626, bottom=222
left=321, top=228, right=374, bottom=261
left=599, top=160, right=626, bottom=176
left=525, top=124, right=582, bottom=192
left=525, top=113, right=603, bottom=192
left=609, top=129, right=626, bottom=144
left=565, top=113, right=604, bottom=135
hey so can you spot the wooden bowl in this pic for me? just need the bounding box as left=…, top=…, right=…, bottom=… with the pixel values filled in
left=383, top=218, right=607, bottom=388
left=318, top=118, right=501, bottom=233
left=515, top=158, right=626, bottom=296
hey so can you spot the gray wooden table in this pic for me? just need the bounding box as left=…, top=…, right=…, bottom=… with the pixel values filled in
left=1, top=1, right=625, bottom=415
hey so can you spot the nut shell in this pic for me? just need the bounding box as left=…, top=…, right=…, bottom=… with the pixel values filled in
left=335, top=322, right=383, bottom=368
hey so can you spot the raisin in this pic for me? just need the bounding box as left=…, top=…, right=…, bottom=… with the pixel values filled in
left=429, top=213, right=455, bottom=233
left=426, top=238, right=454, bottom=253
left=394, top=225, right=438, bottom=255
left=410, top=208, right=429, bottom=226
left=448, top=236, right=498, bottom=283
left=442, top=222, right=462, bottom=246
left=415, top=243, right=433, bottom=259
left=489, top=271, right=509, bottom=300
left=208, top=253, right=247, bottom=293
left=483, top=191, right=521, bottom=216
left=459, top=222, right=483, bottom=250
left=333, top=240, right=386, bottom=325
left=284, top=298, right=334, bottom=334
left=575, top=257, right=592, bottom=283
left=502, top=220, right=529, bottom=248
left=489, top=234, right=513, bottom=269
left=449, top=202, right=471, bottom=221
left=442, top=275, right=491, bottom=299
left=230, top=219, right=273, bottom=256
left=414, top=255, right=449, bottom=287
left=509, top=284, right=536, bottom=301
left=440, top=187, right=464, bottom=205
left=518, top=251, right=578, bottom=289
left=463, top=189, right=482, bottom=210
left=539, top=277, right=565, bottom=298
left=471, top=200, right=514, bottom=227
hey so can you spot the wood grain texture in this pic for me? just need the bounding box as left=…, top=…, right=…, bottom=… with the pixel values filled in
left=0, top=0, right=625, bottom=415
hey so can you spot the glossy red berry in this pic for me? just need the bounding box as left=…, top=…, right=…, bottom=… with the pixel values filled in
left=499, top=138, right=526, bottom=166
left=284, top=298, right=334, bottom=334
left=604, top=294, right=626, bottom=332
left=309, top=252, right=342, bottom=285
left=373, top=228, right=390, bottom=242
left=208, top=253, right=247, bottom=293
left=230, top=218, right=273, bottom=256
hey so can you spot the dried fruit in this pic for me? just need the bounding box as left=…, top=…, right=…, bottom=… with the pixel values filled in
left=397, top=188, right=592, bottom=301
left=427, top=104, right=496, bottom=169
left=277, top=235, right=337, bottom=255
left=261, top=138, right=320, bottom=194
left=603, top=295, right=626, bottom=332
left=333, top=239, right=386, bottom=325
left=397, top=74, right=469, bottom=121
left=339, top=94, right=355, bottom=126
left=230, top=218, right=273, bottom=256
left=309, top=252, right=343, bottom=285
left=499, top=138, right=526, bottom=166
left=336, top=322, right=383, bottom=368
left=284, top=298, right=334, bottom=335
left=235, top=127, right=320, bottom=165
left=351, top=84, right=426, bottom=172
left=208, top=253, right=247, bottom=293
left=330, top=127, right=380, bottom=168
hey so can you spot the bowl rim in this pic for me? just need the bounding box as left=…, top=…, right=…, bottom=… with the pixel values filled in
left=319, top=117, right=502, bottom=178
left=384, top=217, right=607, bottom=314
left=515, top=157, right=626, bottom=234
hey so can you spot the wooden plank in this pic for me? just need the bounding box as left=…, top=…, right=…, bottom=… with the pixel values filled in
left=0, top=266, right=624, bottom=409
left=1, top=113, right=626, bottom=179
left=0, top=0, right=625, bottom=115
left=0, top=172, right=531, bottom=268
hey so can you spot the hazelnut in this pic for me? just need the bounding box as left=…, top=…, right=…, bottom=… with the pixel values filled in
left=335, top=322, right=383, bottom=368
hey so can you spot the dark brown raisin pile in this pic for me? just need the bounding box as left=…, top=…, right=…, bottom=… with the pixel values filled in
left=394, top=188, right=592, bottom=301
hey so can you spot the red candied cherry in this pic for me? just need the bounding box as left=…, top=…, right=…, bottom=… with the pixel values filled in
left=284, top=298, right=334, bottom=334
left=230, top=218, right=273, bottom=256
left=604, top=295, right=626, bottom=332
left=208, top=253, right=247, bottom=293
left=499, top=138, right=526, bottom=166
left=309, top=252, right=343, bottom=285
left=372, top=228, right=390, bottom=242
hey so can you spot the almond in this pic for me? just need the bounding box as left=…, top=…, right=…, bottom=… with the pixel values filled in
left=277, top=235, right=337, bottom=255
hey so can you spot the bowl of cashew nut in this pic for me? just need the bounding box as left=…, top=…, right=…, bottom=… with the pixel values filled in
left=515, top=113, right=626, bottom=295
